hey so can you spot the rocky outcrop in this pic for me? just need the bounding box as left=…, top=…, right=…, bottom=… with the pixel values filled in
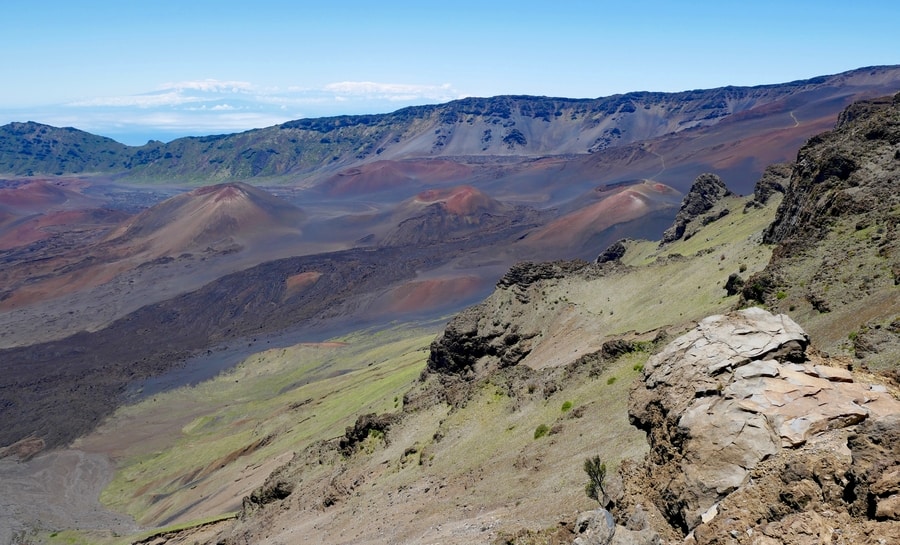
left=743, top=162, right=789, bottom=211
left=424, top=302, right=537, bottom=380
left=660, top=173, right=732, bottom=245
left=621, top=308, right=900, bottom=542
left=339, top=412, right=399, bottom=455
left=764, top=92, right=900, bottom=245
left=425, top=260, right=589, bottom=380
left=740, top=92, right=900, bottom=364
left=497, top=260, right=589, bottom=295
left=597, top=240, right=628, bottom=264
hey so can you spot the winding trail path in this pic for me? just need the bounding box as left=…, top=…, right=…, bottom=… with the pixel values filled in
left=648, top=147, right=667, bottom=179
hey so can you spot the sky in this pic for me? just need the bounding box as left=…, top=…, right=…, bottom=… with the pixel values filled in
left=1, top=0, right=897, bottom=145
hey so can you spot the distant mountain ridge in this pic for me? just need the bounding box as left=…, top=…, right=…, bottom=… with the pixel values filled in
left=1, top=65, right=899, bottom=182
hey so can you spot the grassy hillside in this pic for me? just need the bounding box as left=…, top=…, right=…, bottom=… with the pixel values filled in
left=68, top=325, right=437, bottom=537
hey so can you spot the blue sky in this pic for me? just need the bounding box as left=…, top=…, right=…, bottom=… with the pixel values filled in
left=2, top=0, right=897, bottom=145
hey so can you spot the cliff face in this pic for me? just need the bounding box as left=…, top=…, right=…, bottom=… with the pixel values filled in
left=764, top=93, right=900, bottom=245
left=746, top=92, right=900, bottom=360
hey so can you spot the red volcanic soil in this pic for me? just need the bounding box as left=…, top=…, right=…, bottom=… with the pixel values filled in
left=410, top=185, right=498, bottom=216
left=379, top=185, right=519, bottom=247
left=0, top=179, right=97, bottom=213
left=0, top=208, right=129, bottom=250
left=285, top=271, right=323, bottom=297
left=107, top=182, right=306, bottom=257
left=0, top=182, right=307, bottom=312
left=706, top=113, right=836, bottom=172
left=392, top=184, right=510, bottom=222
left=520, top=181, right=680, bottom=251
left=322, top=159, right=474, bottom=197
left=377, top=275, right=484, bottom=314
left=0, top=178, right=112, bottom=249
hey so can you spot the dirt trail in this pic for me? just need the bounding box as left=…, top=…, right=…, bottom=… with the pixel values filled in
left=0, top=449, right=139, bottom=544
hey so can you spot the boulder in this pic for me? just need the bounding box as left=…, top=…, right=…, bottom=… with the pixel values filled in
left=628, top=307, right=900, bottom=531
left=573, top=509, right=615, bottom=545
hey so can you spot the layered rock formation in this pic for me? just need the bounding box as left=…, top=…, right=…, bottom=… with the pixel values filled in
left=614, top=308, right=900, bottom=544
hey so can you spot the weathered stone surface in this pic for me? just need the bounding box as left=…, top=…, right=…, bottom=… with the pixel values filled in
left=812, top=364, right=853, bottom=382
left=609, top=527, right=660, bottom=545
left=628, top=307, right=900, bottom=532
left=847, top=414, right=900, bottom=520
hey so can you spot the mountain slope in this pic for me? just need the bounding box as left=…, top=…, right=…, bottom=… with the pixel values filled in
left=6, top=93, right=900, bottom=545
left=106, top=182, right=306, bottom=256
left=145, top=94, right=900, bottom=545
left=1, top=66, right=898, bottom=185
left=0, top=122, right=131, bottom=175
left=22, top=186, right=775, bottom=544
left=380, top=185, right=516, bottom=246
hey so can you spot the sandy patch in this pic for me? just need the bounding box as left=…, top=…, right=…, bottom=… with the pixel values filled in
left=0, top=449, right=139, bottom=543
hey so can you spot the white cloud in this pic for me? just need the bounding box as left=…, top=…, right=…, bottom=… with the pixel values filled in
left=4, top=79, right=468, bottom=144
left=323, top=81, right=458, bottom=101
left=157, top=79, right=256, bottom=93
left=68, top=91, right=204, bottom=108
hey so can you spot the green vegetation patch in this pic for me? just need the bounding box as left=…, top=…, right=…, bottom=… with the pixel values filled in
left=98, top=323, right=438, bottom=526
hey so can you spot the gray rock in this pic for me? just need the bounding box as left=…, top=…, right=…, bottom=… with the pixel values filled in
left=629, top=308, right=900, bottom=530
left=573, top=509, right=616, bottom=545
left=610, top=526, right=660, bottom=545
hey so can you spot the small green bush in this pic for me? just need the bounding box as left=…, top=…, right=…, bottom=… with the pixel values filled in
left=584, top=455, right=607, bottom=503
left=776, top=291, right=787, bottom=300
left=632, top=362, right=644, bottom=372
left=607, top=376, right=617, bottom=385
left=561, top=401, right=573, bottom=412
left=534, top=424, right=550, bottom=439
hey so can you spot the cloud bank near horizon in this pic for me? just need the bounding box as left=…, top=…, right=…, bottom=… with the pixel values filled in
left=0, top=79, right=468, bottom=145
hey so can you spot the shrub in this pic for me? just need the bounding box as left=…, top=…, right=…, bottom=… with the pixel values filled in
left=534, top=424, right=550, bottom=439
left=561, top=401, right=573, bottom=412
left=632, top=362, right=644, bottom=372
left=584, top=455, right=607, bottom=503
left=606, top=376, right=617, bottom=385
